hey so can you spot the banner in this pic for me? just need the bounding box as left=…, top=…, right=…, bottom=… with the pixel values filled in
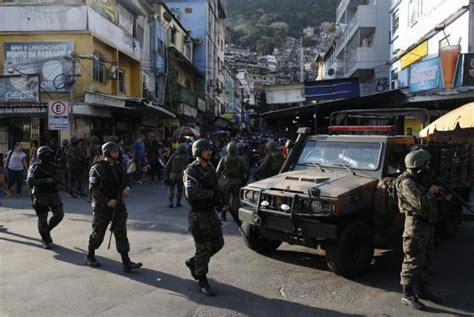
left=4, top=41, right=74, bottom=92
left=0, top=75, right=40, bottom=103
left=48, top=100, right=69, bottom=130
left=88, top=0, right=118, bottom=24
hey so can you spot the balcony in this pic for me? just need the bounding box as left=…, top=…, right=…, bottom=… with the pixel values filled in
left=343, top=47, right=379, bottom=77
left=336, top=4, right=376, bottom=56
left=177, top=86, right=197, bottom=107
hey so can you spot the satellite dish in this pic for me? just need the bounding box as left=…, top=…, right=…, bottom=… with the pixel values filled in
left=327, top=68, right=335, bottom=76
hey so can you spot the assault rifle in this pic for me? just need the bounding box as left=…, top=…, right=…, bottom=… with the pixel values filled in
left=428, top=174, right=473, bottom=214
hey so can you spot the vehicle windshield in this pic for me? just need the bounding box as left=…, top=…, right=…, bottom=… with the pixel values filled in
left=297, top=140, right=382, bottom=171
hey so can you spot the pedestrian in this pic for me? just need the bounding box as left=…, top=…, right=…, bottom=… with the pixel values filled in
left=183, top=139, right=225, bottom=296
left=255, top=140, right=283, bottom=180
left=132, top=133, right=146, bottom=184
left=165, top=143, right=188, bottom=208
left=85, top=142, right=142, bottom=272
left=5, top=142, right=28, bottom=196
left=26, top=146, right=64, bottom=249
left=0, top=153, right=10, bottom=198
left=396, top=149, right=444, bottom=310
left=236, top=142, right=250, bottom=185
left=29, top=139, right=39, bottom=166
left=66, top=136, right=86, bottom=197
left=87, top=136, right=101, bottom=165
left=55, top=139, right=69, bottom=185
left=216, top=142, right=248, bottom=222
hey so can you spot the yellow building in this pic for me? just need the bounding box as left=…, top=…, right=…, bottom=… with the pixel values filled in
left=0, top=0, right=173, bottom=151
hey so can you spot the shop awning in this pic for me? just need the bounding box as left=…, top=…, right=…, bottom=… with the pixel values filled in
left=136, top=100, right=176, bottom=119
left=419, top=102, right=474, bottom=137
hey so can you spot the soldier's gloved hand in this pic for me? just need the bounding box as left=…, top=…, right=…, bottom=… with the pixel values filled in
left=430, top=185, right=443, bottom=195
left=107, top=199, right=118, bottom=208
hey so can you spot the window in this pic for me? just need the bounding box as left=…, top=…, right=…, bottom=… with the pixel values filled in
left=170, top=27, right=177, bottom=45
left=117, top=69, right=125, bottom=94
left=93, top=58, right=105, bottom=84
left=392, top=10, right=399, bottom=36
left=408, top=0, right=421, bottom=27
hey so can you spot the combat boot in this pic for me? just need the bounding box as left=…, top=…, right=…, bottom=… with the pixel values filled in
left=40, top=232, right=52, bottom=249
left=185, top=258, right=198, bottom=280
left=121, top=252, right=143, bottom=273
left=85, top=251, right=101, bottom=268
left=169, top=200, right=174, bottom=208
left=198, top=276, right=216, bottom=296
left=417, top=284, right=443, bottom=304
left=176, top=200, right=182, bottom=208
left=221, top=212, right=227, bottom=222
left=402, top=285, right=425, bottom=310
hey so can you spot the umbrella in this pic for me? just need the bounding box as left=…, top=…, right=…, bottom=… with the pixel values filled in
left=419, top=102, right=474, bottom=137
left=172, top=126, right=200, bottom=138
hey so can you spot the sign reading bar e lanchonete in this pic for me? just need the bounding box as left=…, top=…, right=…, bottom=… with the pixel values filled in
left=3, top=41, right=74, bottom=93
left=48, top=100, right=69, bottom=130
left=0, top=75, right=40, bottom=103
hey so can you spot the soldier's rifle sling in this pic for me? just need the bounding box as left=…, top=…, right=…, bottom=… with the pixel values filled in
left=36, top=166, right=91, bottom=204
left=107, top=165, right=127, bottom=250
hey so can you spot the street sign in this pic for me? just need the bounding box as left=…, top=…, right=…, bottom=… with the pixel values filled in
left=48, top=100, right=69, bottom=130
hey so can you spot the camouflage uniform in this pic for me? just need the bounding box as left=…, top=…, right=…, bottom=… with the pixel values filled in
left=184, top=160, right=224, bottom=278
left=216, top=143, right=248, bottom=219
left=87, top=159, right=130, bottom=254
left=87, top=136, right=101, bottom=165
left=27, top=154, right=64, bottom=247
left=55, top=140, right=69, bottom=185
left=237, top=143, right=250, bottom=184
left=67, top=137, right=86, bottom=195
left=396, top=169, right=437, bottom=287
left=258, top=141, right=283, bottom=179
left=165, top=144, right=188, bottom=207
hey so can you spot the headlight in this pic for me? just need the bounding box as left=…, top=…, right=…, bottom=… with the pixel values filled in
left=310, top=200, right=333, bottom=215
left=242, top=189, right=258, bottom=204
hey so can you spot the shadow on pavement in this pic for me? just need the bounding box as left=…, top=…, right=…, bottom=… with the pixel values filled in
left=267, top=249, right=331, bottom=272
left=1, top=230, right=360, bottom=317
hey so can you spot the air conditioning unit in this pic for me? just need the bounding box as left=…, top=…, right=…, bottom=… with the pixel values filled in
left=185, top=36, right=192, bottom=43
left=391, top=80, right=400, bottom=90
left=193, top=38, right=202, bottom=45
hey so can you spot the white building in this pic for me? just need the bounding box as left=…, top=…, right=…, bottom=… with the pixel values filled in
left=389, top=0, right=474, bottom=89
left=334, top=0, right=391, bottom=95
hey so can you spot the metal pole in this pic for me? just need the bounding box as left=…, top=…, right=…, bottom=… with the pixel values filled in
left=300, top=37, right=304, bottom=83
left=69, top=53, right=75, bottom=137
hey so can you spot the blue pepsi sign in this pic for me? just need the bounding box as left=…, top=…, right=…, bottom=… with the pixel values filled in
left=305, top=78, right=360, bottom=101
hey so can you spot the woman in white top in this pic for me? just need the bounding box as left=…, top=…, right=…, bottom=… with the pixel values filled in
left=5, top=143, right=28, bottom=196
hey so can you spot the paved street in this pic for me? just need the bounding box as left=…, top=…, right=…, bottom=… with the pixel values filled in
left=1, top=182, right=474, bottom=317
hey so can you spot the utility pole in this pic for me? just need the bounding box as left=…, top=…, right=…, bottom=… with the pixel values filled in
left=300, top=37, right=304, bottom=83
left=69, top=53, right=76, bottom=137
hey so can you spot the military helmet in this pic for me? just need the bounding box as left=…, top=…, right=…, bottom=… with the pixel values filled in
left=266, top=140, right=277, bottom=151
left=108, top=135, right=120, bottom=143
left=102, top=142, right=119, bottom=157
left=226, top=142, right=237, bottom=154
left=178, top=143, right=188, bottom=154
left=236, top=142, right=246, bottom=155
left=192, top=139, right=212, bottom=157
left=405, top=149, right=431, bottom=169
left=37, top=146, right=54, bottom=159
left=61, top=139, right=69, bottom=146
left=70, top=136, right=78, bottom=145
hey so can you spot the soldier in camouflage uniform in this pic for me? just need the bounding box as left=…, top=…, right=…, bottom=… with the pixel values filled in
left=236, top=142, right=250, bottom=185
left=27, top=146, right=64, bottom=249
left=396, top=149, right=444, bottom=310
left=85, top=142, right=142, bottom=272
left=55, top=139, right=69, bottom=185
left=165, top=143, right=188, bottom=208
left=256, top=140, right=284, bottom=180
left=87, top=136, right=102, bottom=165
left=183, top=139, right=225, bottom=296
left=216, top=142, right=248, bottom=222
left=67, top=136, right=86, bottom=197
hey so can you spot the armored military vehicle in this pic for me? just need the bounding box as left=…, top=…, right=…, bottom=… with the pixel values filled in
left=239, top=125, right=471, bottom=277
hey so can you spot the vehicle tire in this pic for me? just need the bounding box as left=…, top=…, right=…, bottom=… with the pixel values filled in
left=325, top=222, right=374, bottom=277
left=241, top=222, right=282, bottom=254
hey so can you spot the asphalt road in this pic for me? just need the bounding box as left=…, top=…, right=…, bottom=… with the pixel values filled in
left=1, top=181, right=473, bottom=317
